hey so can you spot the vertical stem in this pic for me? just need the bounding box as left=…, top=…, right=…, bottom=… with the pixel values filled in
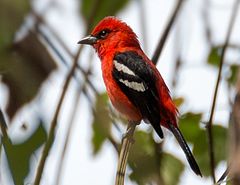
left=115, top=122, right=137, bottom=185
left=33, top=0, right=101, bottom=183
left=54, top=81, right=86, bottom=185
left=0, top=109, right=8, bottom=139
left=55, top=61, right=94, bottom=185
left=151, top=0, right=184, bottom=64
left=33, top=45, right=84, bottom=185
left=137, top=0, right=148, bottom=52
left=206, top=0, right=239, bottom=183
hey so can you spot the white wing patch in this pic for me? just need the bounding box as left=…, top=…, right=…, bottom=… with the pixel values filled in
left=119, top=79, right=146, bottom=92
left=113, top=60, right=136, bottom=76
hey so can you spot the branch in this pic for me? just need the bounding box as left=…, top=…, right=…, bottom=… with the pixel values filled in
left=206, top=0, right=239, bottom=183
left=171, top=26, right=182, bottom=90
left=55, top=77, right=88, bottom=185
left=33, top=44, right=84, bottom=185
left=137, top=0, right=148, bottom=52
left=0, top=109, right=15, bottom=184
left=151, top=0, right=184, bottom=64
left=115, top=121, right=138, bottom=185
left=217, top=165, right=230, bottom=184
left=202, top=0, right=212, bottom=45
left=54, top=59, right=110, bottom=184
left=33, top=12, right=98, bottom=95
left=33, top=0, right=102, bottom=183
left=0, top=109, right=8, bottom=139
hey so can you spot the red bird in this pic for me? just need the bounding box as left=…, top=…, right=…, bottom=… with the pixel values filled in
left=78, top=16, right=202, bottom=176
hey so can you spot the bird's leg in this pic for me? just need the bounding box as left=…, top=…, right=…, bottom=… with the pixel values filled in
left=122, top=121, right=139, bottom=143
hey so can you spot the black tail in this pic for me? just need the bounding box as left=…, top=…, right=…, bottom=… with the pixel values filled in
left=167, top=122, right=202, bottom=177
left=151, top=121, right=164, bottom=139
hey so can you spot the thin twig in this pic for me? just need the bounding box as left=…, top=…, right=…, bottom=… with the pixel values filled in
left=217, top=165, right=230, bottom=184
left=108, top=135, right=120, bottom=153
left=206, top=0, right=239, bottom=183
left=33, top=12, right=98, bottom=95
left=33, top=0, right=102, bottom=183
left=0, top=109, right=8, bottom=139
left=202, top=0, right=212, bottom=45
left=55, top=77, right=88, bottom=185
left=0, top=109, right=14, bottom=184
left=32, top=12, right=74, bottom=58
left=33, top=44, right=84, bottom=185
left=115, top=122, right=138, bottom=185
left=137, top=0, right=148, bottom=52
left=55, top=54, right=108, bottom=184
left=0, top=108, right=11, bottom=165
left=171, top=22, right=182, bottom=90
left=151, top=0, right=184, bottom=64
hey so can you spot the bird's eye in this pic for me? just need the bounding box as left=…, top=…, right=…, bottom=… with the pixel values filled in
left=98, top=29, right=109, bottom=39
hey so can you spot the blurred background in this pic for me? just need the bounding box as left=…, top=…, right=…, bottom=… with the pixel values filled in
left=0, top=0, right=240, bottom=184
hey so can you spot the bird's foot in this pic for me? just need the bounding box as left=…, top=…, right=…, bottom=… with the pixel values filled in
left=122, top=121, right=139, bottom=143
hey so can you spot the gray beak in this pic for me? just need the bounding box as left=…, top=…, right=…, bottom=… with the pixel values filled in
left=77, top=35, right=97, bottom=45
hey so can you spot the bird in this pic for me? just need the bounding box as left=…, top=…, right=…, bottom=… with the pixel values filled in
left=78, top=16, right=202, bottom=176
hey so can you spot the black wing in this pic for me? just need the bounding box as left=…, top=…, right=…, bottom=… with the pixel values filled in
left=112, top=51, right=163, bottom=138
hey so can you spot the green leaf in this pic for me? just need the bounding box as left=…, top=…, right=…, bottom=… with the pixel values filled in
left=1, top=31, right=57, bottom=119
left=193, top=126, right=227, bottom=177
left=161, top=153, right=184, bottom=185
left=212, top=125, right=227, bottom=164
left=173, top=97, right=185, bottom=108
left=81, top=0, right=130, bottom=30
left=128, top=131, right=160, bottom=185
left=207, top=47, right=222, bottom=67
left=179, top=112, right=202, bottom=142
left=3, top=121, right=47, bottom=185
left=0, top=1, right=56, bottom=119
left=191, top=129, right=209, bottom=176
left=0, top=0, right=29, bottom=48
left=227, top=64, right=239, bottom=85
left=91, top=93, right=112, bottom=154
left=179, top=112, right=228, bottom=177
left=128, top=131, right=184, bottom=185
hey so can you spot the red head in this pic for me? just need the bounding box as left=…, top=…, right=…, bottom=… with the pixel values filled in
left=78, top=17, right=141, bottom=58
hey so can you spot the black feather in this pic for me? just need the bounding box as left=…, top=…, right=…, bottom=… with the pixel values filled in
left=167, top=122, right=202, bottom=176
left=113, top=51, right=163, bottom=138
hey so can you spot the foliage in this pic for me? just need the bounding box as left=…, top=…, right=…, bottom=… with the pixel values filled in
left=2, top=121, right=47, bottom=185
left=91, top=94, right=187, bottom=184
left=0, top=0, right=29, bottom=48
left=207, top=47, right=222, bottom=67
left=0, top=1, right=56, bottom=119
left=161, top=153, right=185, bottom=185
left=227, top=64, right=239, bottom=85
left=128, top=131, right=160, bottom=184
left=128, top=131, right=184, bottom=185
left=1, top=32, right=57, bottom=119
left=91, top=93, right=113, bottom=154
left=207, top=46, right=239, bottom=86
left=81, top=0, right=130, bottom=29
left=173, top=97, right=185, bottom=108
left=179, top=112, right=228, bottom=177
